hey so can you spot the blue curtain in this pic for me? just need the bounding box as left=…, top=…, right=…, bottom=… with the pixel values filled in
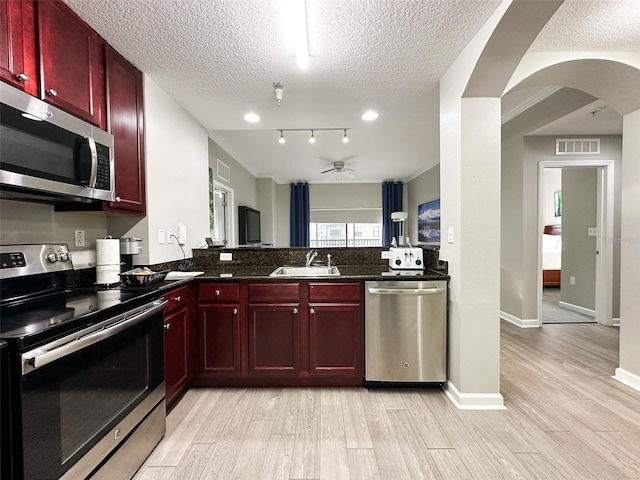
left=290, top=182, right=310, bottom=247
left=382, top=181, right=403, bottom=247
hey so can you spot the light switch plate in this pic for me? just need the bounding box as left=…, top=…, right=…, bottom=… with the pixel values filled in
left=220, top=252, right=232, bottom=261
left=588, top=227, right=597, bottom=237
left=158, top=229, right=165, bottom=244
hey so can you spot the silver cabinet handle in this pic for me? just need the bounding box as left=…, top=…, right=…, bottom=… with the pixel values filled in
left=16, top=73, right=29, bottom=81
left=215, top=289, right=221, bottom=296
left=46, top=88, right=58, bottom=96
left=115, top=196, right=121, bottom=202
left=164, top=323, right=171, bottom=330
left=233, top=308, right=238, bottom=314
left=367, top=287, right=446, bottom=296
left=174, top=296, right=181, bottom=302
left=310, top=308, right=315, bottom=314
left=22, top=300, right=168, bottom=374
left=293, top=308, right=298, bottom=314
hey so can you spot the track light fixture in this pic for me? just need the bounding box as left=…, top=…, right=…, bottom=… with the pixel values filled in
left=275, top=128, right=350, bottom=144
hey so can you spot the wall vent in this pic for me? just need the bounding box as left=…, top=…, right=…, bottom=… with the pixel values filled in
left=217, top=159, right=230, bottom=182
left=556, top=138, right=600, bottom=155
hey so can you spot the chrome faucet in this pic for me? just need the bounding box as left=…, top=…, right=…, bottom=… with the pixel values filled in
left=326, top=253, right=331, bottom=269
left=305, top=249, right=318, bottom=267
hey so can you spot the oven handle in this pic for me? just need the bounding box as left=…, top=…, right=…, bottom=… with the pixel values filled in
left=367, top=287, right=446, bottom=295
left=21, top=299, right=167, bottom=375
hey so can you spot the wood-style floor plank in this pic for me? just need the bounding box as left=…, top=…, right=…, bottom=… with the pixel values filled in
left=132, top=321, right=640, bottom=480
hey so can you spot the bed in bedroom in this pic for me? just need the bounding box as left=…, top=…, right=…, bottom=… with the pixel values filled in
left=542, top=224, right=562, bottom=286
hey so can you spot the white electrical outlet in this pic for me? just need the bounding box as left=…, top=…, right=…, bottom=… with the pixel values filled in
left=220, top=252, right=232, bottom=261
left=381, top=251, right=391, bottom=259
left=570, top=276, right=576, bottom=285
left=74, top=230, right=85, bottom=247
left=158, top=229, right=165, bottom=244
left=167, top=229, right=175, bottom=243
left=447, top=227, right=454, bottom=244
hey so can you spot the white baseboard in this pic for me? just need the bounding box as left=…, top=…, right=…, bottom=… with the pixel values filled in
left=612, top=317, right=620, bottom=326
left=613, top=368, right=640, bottom=392
left=444, top=381, right=506, bottom=410
left=500, top=311, right=540, bottom=328
left=558, top=301, right=596, bottom=318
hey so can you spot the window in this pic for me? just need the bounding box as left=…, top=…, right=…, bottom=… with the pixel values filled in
left=310, top=222, right=382, bottom=247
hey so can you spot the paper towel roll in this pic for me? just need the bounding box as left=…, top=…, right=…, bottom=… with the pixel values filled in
left=96, top=264, right=120, bottom=285
left=96, top=238, right=120, bottom=266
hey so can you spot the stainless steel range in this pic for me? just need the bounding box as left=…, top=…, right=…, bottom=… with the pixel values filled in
left=0, top=244, right=167, bottom=480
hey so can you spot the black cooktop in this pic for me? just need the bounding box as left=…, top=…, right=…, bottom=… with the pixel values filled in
left=0, top=284, right=164, bottom=351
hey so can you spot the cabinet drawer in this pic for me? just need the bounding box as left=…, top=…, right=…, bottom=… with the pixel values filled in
left=309, top=282, right=361, bottom=302
left=199, top=283, right=240, bottom=302
left=249, top=283, right=300, bottom=303
left=163, top=285, right=189, bottom=313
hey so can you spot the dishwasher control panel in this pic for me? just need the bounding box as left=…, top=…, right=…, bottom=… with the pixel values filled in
left=388, top=247, right=424, bottom=270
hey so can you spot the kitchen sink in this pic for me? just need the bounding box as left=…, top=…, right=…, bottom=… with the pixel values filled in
left=269, top=266, right=341, bottom=277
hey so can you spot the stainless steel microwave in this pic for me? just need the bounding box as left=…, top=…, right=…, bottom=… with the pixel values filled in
left=0, top=83, right=115, bottom=203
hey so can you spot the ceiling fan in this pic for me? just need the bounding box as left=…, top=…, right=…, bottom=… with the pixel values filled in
left=321, top=161, right=356, bottom=181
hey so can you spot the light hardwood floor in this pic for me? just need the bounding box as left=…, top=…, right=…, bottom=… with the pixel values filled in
left=134, top=321, right=640, bottom=479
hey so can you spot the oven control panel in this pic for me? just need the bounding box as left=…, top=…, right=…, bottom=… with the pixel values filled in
left=0, top=244, right=73, bottom=279
left=389, top=247, right=424, bottom=270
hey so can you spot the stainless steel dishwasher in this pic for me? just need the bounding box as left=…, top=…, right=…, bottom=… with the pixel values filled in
left=365, top=280, right=447, bottom=384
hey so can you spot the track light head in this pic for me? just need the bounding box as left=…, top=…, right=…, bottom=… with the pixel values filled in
left=309, top=130, right=316, bottom=144
left=278, top=130, right=285, bottom=144
left=342, top=129, right=349, bottom=143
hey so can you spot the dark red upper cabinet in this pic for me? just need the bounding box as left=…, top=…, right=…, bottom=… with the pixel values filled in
left=36, top=0, right=105, bottom=127
left=104, top=45, right=146, bottom=214
left=0, top=0, right=35, bottom=92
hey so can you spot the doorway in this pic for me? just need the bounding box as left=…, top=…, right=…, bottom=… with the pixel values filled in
left=537, top=160, right=615, bottom=327
left=212, top=181, right=234, bottom=247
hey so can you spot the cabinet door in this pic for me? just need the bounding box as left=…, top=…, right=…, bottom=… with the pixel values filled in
left=309, top=304, right=362, bottom=376
left=104, top=45, right=146, bottom=214
left=248, top=305, right=300, bottom=376
left=0, top=0, right=28, bottom=89
left=37, top=0, right=105, bottom=126
left=164, top=306, right=189, bottom=408
left=200, top=304, right=242, bottom=375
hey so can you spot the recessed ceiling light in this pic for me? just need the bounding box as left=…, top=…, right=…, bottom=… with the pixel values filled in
left=361, top=110, right=379, bottom=121
left=243, top=112, right=260, bottom=123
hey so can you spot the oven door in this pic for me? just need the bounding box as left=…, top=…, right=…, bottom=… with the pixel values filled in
left=16, top=300, right=166, bottom=480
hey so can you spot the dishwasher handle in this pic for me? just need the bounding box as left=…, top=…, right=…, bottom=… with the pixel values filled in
left=367, top=286, right=446, bottom=295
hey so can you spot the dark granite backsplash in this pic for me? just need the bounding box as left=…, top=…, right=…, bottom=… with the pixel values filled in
left=189, top=246, right=446, bottom=272
left=67, top=247, right=446, bottom=285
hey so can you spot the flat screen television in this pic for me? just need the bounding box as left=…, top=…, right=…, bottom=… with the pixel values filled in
left=238, top=206, right=261, bottom=245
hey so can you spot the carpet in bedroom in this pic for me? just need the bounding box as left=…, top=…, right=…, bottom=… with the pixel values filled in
left=542, top=286, right=596, bottom=324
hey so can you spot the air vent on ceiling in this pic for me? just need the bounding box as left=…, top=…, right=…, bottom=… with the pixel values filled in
left=556, top=138, right=600, bottom=155
left=217, top=159, right=230, bottom=182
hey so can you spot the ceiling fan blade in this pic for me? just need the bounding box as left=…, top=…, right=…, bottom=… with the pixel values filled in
left=320, top=168, right=335, bottom=174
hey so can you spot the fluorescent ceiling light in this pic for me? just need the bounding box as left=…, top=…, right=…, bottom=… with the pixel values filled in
left=284, top=0, right=309, bottom=70
left=243, top=112, right=260, bottom=123
left=361, top=110, right=379, bottom=121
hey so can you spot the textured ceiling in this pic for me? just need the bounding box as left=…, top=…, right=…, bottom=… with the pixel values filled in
left=63, top=0, right=639, bottom=183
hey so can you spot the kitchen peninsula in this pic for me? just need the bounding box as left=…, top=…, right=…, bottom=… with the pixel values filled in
left=153, top=246, right=447, bottom=407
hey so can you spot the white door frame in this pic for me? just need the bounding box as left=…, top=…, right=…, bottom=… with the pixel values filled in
left=213, top=180, right=235, bottom=248
left=537, top=159, right=615, bottom=326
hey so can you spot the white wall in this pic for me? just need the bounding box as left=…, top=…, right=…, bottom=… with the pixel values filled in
left=111, top=75, right=210, bottom=265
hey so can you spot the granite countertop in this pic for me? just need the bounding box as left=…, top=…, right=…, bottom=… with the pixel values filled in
left=181, top=265, right=448, bottom=281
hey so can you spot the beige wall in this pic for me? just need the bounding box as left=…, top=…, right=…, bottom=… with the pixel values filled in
left=560, top=168, right=598, bottom=311
left=407, top=164, right=440, bottom=245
